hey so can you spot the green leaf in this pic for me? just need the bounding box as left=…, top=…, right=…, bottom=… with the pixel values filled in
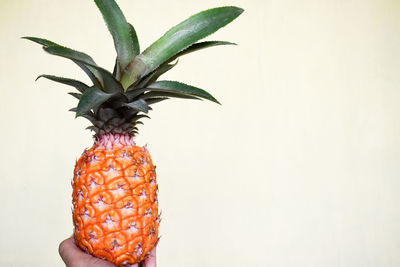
left=145, top=97, right=170, bottom=105
left=68, top=92, right=82, bottom=99
left=121, top=6, right=243, bottom=88
left=23, top=37, right=103, bottom=88
left=129, top=23, right=140, bottom=57
left=97, top=108, right=119, bottom=122
left=135, top=60, right=178, bottom=89
left=22, top=36, right=57, bottom=47
left=143, top=91, right=201, bottom=100
left=113, top=58, right=121, bottom=80
left=43, top=46, right=123, bottom=93
left=75, top=62, right=103, bottom=88
left=36, top=75, right=89, bottom=93
left=130, top=114, right=150, bottom=121
left=81, top=62, right=124, bottom=93
left=86, top=126, right=97, bottom=131
left=125, top=88, right=145, bottom=102
left=123, top=99, right=150, bottom=113
left=147, top=80, right=220, bottom=104
left=166, top=41, right=236, bottom=64
left=44, top=45, right=98, bottom=65
left=94, top=0, right=134, bottom=70
left=107, top=117, right=125, bottom=127
left=81, top=113, right=96, bottom=124
left=42, top=45, right=104, bottom=86
left=76, top=86, right=115, bottom=117
left=125, top=111, right=148, bottom=121
left=130, top=42, right=232, bottom=90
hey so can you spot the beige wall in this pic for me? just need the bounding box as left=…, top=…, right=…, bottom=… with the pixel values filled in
left=1, top=0, right=399, bottom=266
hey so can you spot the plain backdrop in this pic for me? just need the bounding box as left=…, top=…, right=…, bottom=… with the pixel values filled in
left=1, top=0, right=399, bottom=266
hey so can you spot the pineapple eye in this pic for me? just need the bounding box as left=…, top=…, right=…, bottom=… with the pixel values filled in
left=134, top=243, right=143, bottom=257
left=149, top=227, right=156, bottom=236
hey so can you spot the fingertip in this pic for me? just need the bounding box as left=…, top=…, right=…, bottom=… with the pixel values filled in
left=142, top=245, right=157, bottom=267
left=59, top=237, right=78, bottom=265
left=59, top=236, right=116, bottom=267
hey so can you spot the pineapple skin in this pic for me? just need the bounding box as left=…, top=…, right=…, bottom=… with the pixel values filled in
left=72, top=133, right=159, bottom=265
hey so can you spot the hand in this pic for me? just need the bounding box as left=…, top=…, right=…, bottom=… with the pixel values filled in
left=59, top=237, right=157, bottom=267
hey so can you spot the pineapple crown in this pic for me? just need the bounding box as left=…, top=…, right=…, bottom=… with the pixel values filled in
left=23, top=0, right=243, bottom=135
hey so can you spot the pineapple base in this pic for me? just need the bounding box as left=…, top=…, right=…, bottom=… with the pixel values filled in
left=72, top=133, right=159, bottom=265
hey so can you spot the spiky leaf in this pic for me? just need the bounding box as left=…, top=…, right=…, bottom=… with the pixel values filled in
left=166, top=41, right=236, bottom=64
left=121, top=6, right=243, bottom=88
left=147, top=80, right=220, bottom=103
left=22, top=36, right=57, bottom=47
left=113, top=58, right=121, bottom=80
left=43, top=46, right=123, bottom=93
left=130, top=114, right=150, bottom=122
left=23, top=37, right=102, bottom=87
left=79, top=63, right=124, bottom=93
left=94, top=0, right=134, bottom=69
left=97, top=108, right=119, bottom=122
left=76, top=87, right=114, bottom=117
left=81, top=113, right=96, bottom=123
left=129, top=23, right=140, bottom=57
left=145, top=97, right=170, bottom=105
left=123, top=99, right=150, bottom=113
left=36, top=75, right=89, bottom=93
left=75, top=62, right=102, bottom=88
left=143, top=91, right=201, bottom=100
left=42, top=45, right=104, bottom=87
left=68, top=92, right=82, bottom=99
left=135, top=60, right=178, bottom=89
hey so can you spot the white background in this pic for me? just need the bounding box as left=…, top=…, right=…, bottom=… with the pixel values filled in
left=0, top=0, right=399, bottom=266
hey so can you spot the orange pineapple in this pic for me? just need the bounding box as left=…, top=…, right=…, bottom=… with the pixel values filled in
left=25, top=0, right=242, bottom=265
left=72, top=134, right=159, bottom=264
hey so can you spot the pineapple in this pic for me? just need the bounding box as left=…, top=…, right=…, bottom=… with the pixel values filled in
left=24, top=0, right=242, bottom=265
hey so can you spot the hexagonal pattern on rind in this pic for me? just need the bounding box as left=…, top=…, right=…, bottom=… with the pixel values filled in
left=72, top=144, right=159, bottom=266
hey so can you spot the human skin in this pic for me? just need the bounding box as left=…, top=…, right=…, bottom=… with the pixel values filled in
left=59, top=237, right=157, bottom=267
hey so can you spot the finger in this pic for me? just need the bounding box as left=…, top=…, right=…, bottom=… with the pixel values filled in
left=59, top=236, right=115, bottom=267
left=59, top=237, right=83, bottom=266
left=142, top=241, right=158, bottom=267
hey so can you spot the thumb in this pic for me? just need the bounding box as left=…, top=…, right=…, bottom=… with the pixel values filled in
left=59, top=237, right=115, bottom=267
